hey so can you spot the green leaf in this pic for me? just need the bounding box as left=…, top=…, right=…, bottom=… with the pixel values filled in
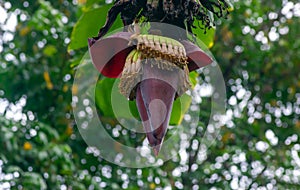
left=43, top=45, right=57, bottom=57
left=37, top=132, right=48, bottom=145
left=69, top=5, right=123, bottom=50
left=22, top=172, right=47, bottom=190
left=95, top=77, right=142, bottom=119
left=38, top=151, right=48, bottom=160
left=169, top=94, right=192, bottom=125
left=95, top=77, right=115, bottom=117
left=61, top=144, right=72, bottom=153
left=40, top=123, right=59, bottom=140
left=129, top=100, right=140, bottom=119
left=189, top=71, right=199, bottom=89
left=85, top=0, right=107, bottom=9
left=4, top=166, right=23, bottom=173
left=191, top=21, right=216, bottom=48
left=0, top=154, right=8, bottom=164
left=29, top=0, right=64, bottom=31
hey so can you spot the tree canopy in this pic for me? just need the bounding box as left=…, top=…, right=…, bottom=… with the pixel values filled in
left=0, top=0, right=299, bottom=189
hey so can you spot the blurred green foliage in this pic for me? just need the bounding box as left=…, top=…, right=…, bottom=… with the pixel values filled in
left=0, top=0, right=300, bottom=189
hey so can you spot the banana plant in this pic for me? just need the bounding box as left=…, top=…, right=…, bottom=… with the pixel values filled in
left=88, top=0, right=230, bottom=156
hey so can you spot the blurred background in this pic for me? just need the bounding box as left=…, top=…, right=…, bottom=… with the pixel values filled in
left=0, top=0, right=299, bottom=189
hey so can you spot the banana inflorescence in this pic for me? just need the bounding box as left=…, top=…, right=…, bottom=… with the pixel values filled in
left=119, top=33, right=191, bottom=100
